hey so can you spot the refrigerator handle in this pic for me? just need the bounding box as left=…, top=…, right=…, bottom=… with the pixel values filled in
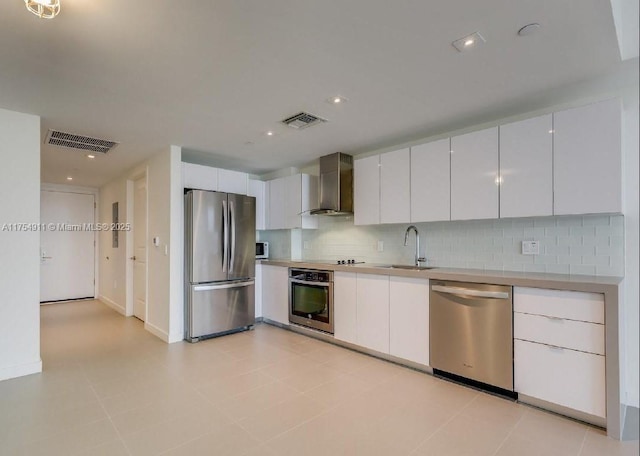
left=229, top=199, right=236, bottom=273
left=222, top=198, right=228, bottom=273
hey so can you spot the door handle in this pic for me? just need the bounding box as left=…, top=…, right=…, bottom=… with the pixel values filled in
left=431, top=285, right=510, bottom=299
left=222, top=199, right=228, bottom=273
left=129, top=256, right=137, bottom=261
left=229, top=200, right=236, bottom=273
left=193, top=280, right=254, bottom=291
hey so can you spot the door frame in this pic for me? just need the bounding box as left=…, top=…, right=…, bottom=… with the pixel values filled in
left=40, top=183, right=99, bottom=301
left=126, top=170, right=148, bottom=318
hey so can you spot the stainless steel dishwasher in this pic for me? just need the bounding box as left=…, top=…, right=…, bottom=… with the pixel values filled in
left=430, top=280, right=514, bottom=392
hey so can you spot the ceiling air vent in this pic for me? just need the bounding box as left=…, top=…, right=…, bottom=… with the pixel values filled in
left=45, top=129, right=119, bottom=154
left=281, top=112, right=327, bottom=129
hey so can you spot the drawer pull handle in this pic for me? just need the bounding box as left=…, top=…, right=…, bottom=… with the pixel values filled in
left=548, top=345, right=565, bottom=352
left=545, top=316, right=564, bottom=322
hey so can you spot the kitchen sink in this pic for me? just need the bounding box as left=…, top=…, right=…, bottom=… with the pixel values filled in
left=379, top=264, right=436, bottom=271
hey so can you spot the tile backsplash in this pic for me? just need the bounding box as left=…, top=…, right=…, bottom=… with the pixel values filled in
left=260, top=214, right=624, bottom=276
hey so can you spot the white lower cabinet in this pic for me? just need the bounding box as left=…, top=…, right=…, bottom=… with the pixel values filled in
left=514, top=339, right=606, bottom=419
left=356, top=274, right=389, bottom=353
left=513, top=287, right=606, bottom=421
left=254, top=264, right=263, bottom=319
left=261, top=265, right=289, bottom=325
left=389, top=277, right=429, bottom=366
left=333, top=272, right=357, bottom=344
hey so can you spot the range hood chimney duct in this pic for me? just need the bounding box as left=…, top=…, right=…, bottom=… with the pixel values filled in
left=310, top=152, right=353, bottom=216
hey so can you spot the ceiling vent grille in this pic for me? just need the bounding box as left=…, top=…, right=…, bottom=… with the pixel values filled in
left=281, top=112, right=327, bottom=129
left=45, top=130, right=119, bottom=153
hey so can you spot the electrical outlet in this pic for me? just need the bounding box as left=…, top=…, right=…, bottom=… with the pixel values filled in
left=377, top=240, right=384, bottom=252
left=522, top=240, right=540, bottom=255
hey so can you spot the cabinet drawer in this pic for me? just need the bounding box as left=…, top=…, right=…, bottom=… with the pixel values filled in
left=513, top=287, right=604, bottom=323
left=514, top=312, right=604, bottom=355
left=514, top=339, right=605, bottom=419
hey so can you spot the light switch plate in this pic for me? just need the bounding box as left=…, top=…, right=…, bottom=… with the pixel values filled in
left=522, top=240, right=540, bottom=255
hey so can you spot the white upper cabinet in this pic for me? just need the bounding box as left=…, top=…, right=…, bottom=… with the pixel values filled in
left=354, top=154, right=380, bottom=225
left=218, top=169, right=248, bottom=195
left=380, top=148, right=411, bottom=224
left=247, top=179, right=267, bottom=230
left=267, top=174, right=318, bottom=230
left=499, top=114, right=553, bottom=218
left=553, top=98, right=622, bottom=215
left=450, top=127, right=499, bottom=220
left=182, top=163, right=250, bottom=195
left=410, top=138, right=451, bottom=222
left=300, top=174, right=319, bottom=229
left=267, top=178, right=285, bottom=230
left=182, top=163, right=218, bottom=191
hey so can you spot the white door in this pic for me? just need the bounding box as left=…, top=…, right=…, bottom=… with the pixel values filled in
left=133, top=177, right=147, bottom=321
left=40, top=191, right=95, bottom=302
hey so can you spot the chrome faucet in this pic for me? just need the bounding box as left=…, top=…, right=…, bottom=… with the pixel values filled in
left=404, top=225, right=426, bottom=266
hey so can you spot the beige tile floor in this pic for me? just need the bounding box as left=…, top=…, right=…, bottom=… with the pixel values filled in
left=0, top=299, right=637, bottom=456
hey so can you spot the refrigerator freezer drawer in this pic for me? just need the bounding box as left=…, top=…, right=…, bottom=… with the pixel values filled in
left=186, top=280, right=255, bottom=341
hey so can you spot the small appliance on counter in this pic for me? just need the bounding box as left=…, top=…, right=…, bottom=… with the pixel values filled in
left=184, top=189, right=256, bottom=342
left=256, top=241, right=269, bottom=259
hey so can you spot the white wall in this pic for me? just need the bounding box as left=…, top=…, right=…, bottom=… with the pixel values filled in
left=98, top=146, right=183, bottom=343
left=0, top=108, right=41, bottom=381
left=98, top=176, right=128, bottom=314
left=622, top=95, right=639, bottom=407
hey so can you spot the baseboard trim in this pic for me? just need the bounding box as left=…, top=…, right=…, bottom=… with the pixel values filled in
left=144, top=321, right=170, bottom=342
left=168, top=332, right=184, bottom=344
left=98, top=295, right=126, bottom=316
left=0, top=359, right=42, bottom=382
left=622, top=405, right=639, bottom=440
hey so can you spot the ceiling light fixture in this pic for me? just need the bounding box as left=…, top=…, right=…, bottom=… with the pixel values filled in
left=328, top=96, right=348, bottom=105
left=24, top=0, right=60, bottom=19
left=518, top=23, right=541, bottom=37
left=452, top=32, right=485, bottom=52
left=66, top=176, right=73, bottom=181
left=87, top=154, right=95, bottom=159
left=265, top=131, right=274, bottom=136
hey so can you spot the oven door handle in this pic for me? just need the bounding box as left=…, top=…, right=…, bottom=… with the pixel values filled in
left=290, top=278, right=331, bottom=287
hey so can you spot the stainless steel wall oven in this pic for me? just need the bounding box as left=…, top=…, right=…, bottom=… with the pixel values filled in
left=288, top=268, right=334, bottom=334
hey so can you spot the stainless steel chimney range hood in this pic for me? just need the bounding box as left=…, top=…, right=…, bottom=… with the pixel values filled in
left=310, top=152, right=353, bottom=216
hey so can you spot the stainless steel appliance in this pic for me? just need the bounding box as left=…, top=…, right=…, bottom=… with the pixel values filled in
left=256, top=241, right=269, bottom=259
left=430, top=280, right=514, bottom=392
left=184, top=190, right=256, bottom=342
left=310, top=152, right=353, bottom=216
left=289, top=268, right=334, bottom=334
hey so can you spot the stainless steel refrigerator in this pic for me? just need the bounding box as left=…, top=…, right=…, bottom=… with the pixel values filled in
left=184, top=189, right=256, bottom=342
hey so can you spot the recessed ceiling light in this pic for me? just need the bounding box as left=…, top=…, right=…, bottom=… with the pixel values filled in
left=518, top=23, right=541, bottom=37
left=266, top=131, right=274, bottom=136
left=87, top=154, right=95, bottom=159
left=66, top=176, right=73, bottom=181
left=328, top=96, right=348, bottom=104
left=548, top=129, right=554, bottom=134
left=452, top=32, right=485, bottom=52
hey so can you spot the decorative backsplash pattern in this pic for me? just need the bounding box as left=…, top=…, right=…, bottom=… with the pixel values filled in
left=260, top=214, right=624, bottom=276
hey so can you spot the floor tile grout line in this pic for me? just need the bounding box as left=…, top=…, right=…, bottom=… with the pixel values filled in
left=87, top=382, right=133, bottom=456
left=488, top=406, right=528, bottom=456
left=406, top=390, right=481, bottom=456
left=576, top=427, right=589, bottom=456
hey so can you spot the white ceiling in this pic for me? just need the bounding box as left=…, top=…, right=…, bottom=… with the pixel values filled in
left=0, top=0, right=634, bottom=187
